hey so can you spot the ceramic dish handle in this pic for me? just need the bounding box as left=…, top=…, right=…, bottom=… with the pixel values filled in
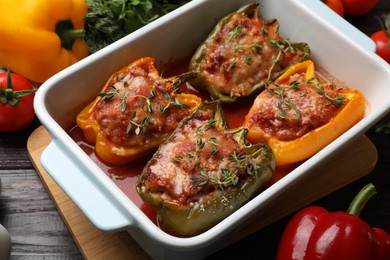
left=41, top=140, right=133, bottom=232
left=304, top=0, right=376, bottom=52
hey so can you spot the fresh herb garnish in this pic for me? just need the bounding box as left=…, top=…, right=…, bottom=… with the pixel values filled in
left=97, top=85, right=118, bottom=101
left=267, top=82, right=301, bottom=121
left=99, top=80, right=189, bottom=136
left=85, top=0, right=192, bottom=53
left=315, top=85, right=346, bottom=107
left=267, top=77, right=345, bottom=121
left=228, top=26, right=243, bottom=40
left=222, top=60, right=237, bottom=72
left=159, top=92, right=189, bottom=113
left=127, top=113, right=154, bottom=135
left=268, top=39, right=297, bottom=79
left=173, top=114, right=259, bottom=190
left=190, top=151, right=258, bottom=190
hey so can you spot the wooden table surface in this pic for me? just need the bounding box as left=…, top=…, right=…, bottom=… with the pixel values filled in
left=1, top=1, right=390, bottom=259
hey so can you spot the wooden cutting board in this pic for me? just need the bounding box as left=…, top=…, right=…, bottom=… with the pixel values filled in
left=27, top=126, right=378, bottom=259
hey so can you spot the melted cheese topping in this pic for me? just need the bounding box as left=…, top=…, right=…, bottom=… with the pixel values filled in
left=143, top=109, right=247, bottom=205
left=93, top=66, right=193, bottom=147
left=246, top=73, right=342, bottom=141
left=199, top=13, right=302, bottom=97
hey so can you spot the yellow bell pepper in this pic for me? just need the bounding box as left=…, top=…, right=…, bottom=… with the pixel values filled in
left=77, top=57, right=202, bottom=165
left=243, top=60, right=366, bottom=166
left=0, top=0, right=89, bottom=83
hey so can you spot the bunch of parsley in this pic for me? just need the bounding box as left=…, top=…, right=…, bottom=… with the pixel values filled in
left=85, top=0, right=192, bottom=53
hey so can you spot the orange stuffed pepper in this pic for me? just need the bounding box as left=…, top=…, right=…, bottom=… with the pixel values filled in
left=77, top=57, right=202, bottom=165
left=243, top=60, right=366, bottom=166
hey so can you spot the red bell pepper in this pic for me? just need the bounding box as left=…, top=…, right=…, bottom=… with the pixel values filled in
left=276, top=183, right=390, bottom=260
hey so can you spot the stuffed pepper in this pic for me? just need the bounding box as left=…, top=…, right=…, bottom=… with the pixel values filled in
left=189, top=3, right=310, bottom=103
left=136, top=101, right=275, bottom=236
left=76, top=57, right=202, bottom=165
left=243, top=60, right=366, bottom=166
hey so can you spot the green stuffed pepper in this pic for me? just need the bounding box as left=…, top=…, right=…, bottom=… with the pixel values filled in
left=189, top=3, right=311, bottom=103
left=136, top=101, right=275, bottom=236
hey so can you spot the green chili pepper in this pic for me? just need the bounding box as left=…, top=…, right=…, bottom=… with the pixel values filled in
left=189, top=3, right=311, bottom=103
left=136, top=101, right=275, bottom=236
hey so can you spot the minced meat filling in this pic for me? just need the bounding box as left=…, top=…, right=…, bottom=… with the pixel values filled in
left=141, top=109, right=249, bottom=205
left=93, top=66, right=192, bottom=147
left=245, top=73, right=344, bottom=141
left=199, top=12, right=303, bottom=97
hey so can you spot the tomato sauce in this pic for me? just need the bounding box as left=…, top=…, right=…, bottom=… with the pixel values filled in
left=68, top=59, right=298, bottom=225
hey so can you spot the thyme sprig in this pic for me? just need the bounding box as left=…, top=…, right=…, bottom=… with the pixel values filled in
left=191, top=167, right=240, bottom=190
left=270, top=39, right=296, bottom=54
left=235, top=43, right=262, bottom=65
left=228, top=151, right=258, bottom=175
left=315, top=85, right=346, bottom=107
left=99, top=82, right=189, bottom=136
left=205, top=117, right=217, bottom=130
left=268, top=39, right=297, bottom=79
left=222, top=60, right=237, bottom=72
left=172, top=136, right=220, bottom=166
left=185, top=128, right=256, bottom=189
left=261, top=25, right=269, bottom=35
left=267, top=76, right=346, bottom=120
left=225, top=25, right=263, bottom=70
left=228, top=26, right=243, bottom=40
left=97, top=85, right=130, bottom=112
left=159, top=92, right=189, bottom=113
left=214, top=168, right=240, bottom=189
left=97, top=85, right=119, bottom=101
left=267, top=81, right=301, bottom=120
left=171, top=116, right=251, bottom=190
left=306, top=77, right=346, bottom=107
left=190, top=151, right=258, bottom=190
left=126, top=90, right=188, bottom=135
left=236, top=43, right=262, bottom=53
left=127, top=113, right=154, bottom=135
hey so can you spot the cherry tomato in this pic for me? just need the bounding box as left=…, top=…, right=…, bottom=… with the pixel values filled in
left=371, top=30, right=390, bottom=63
left=371, top=15, right=390, bottom=63
left=342, top=0, right=379, bottom=17
left=323, top=0, right=344, bottom=17
left=0, top=67, right=36, bottom=132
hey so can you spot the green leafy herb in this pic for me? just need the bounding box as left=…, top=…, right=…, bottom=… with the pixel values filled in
left=222, top=60, right=237, bottom=72
left=85, top=0, right=192, bottom=53
left=228, top=26, right=243, bottom=40
left=127, top=113, right=154, bottom=135
left=190, top=151, right=258, bottom=190
left=97, top=85, right=118, bottom=101
left=267, top=83, right=301, bottom=120
left=159, top=92, right=189, bottom=113
left=261, top=25, right=269, bottom=35
left=315, top=85, right=345, bottom=107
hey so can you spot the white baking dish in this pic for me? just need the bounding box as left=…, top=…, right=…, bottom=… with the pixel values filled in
left=34, top=0, right=390, bottom=259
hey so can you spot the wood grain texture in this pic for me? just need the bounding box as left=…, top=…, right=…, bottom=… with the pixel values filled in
left=0, top=0, right=389, bottom=258
left=27, top=126, right=149, bottom=260
left=0, top=122, right=83, bottom=259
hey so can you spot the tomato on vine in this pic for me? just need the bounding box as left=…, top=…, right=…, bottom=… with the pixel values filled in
left=371, top=15, right=390, bottom=63
left=0, top=66, right=36, bottom=132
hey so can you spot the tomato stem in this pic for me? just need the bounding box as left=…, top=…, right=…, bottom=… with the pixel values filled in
left=347, top=183, right=377, bottom=216
left=0, top=66, right=36, bottom=106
